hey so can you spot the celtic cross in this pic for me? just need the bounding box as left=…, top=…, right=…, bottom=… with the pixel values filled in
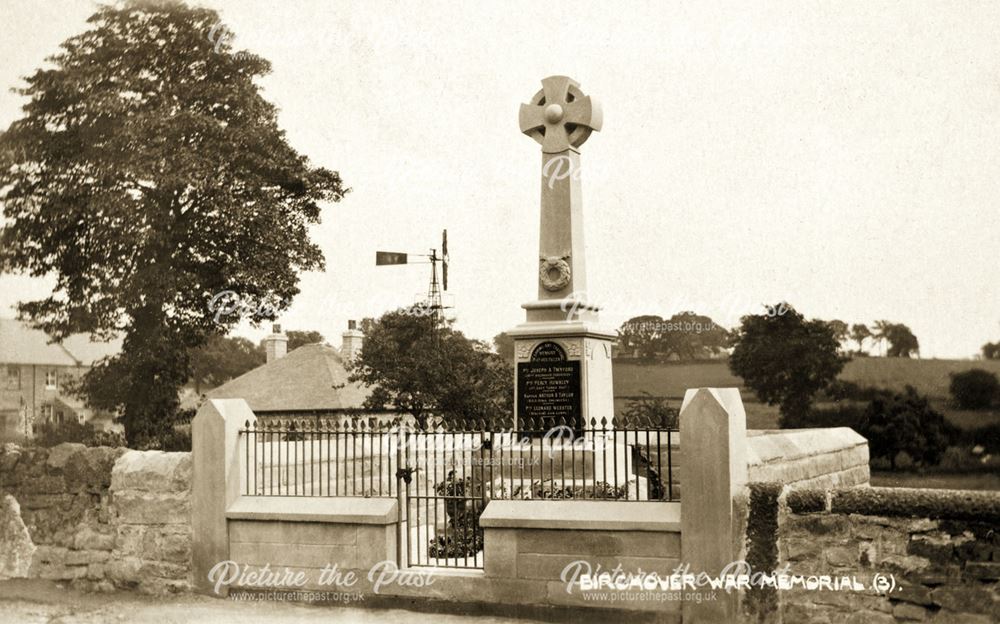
left=519, top=75, right=603, bottom=154
left=518, top=76, right=602, bottom=318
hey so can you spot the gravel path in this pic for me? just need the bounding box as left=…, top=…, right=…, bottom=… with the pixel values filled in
left=0, top=579, right=539, bottom=624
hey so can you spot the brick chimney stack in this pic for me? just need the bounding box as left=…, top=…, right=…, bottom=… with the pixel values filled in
left=341, top=320, right=364, bottom=362
left=264, top=324, right=288, bottom=363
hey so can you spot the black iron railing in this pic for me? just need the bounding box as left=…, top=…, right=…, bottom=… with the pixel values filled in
left=239, top=416, right=679, bottom=570
left=241, top=418, right=396, bottom=497
left=239, top=416, right=677, bottom=502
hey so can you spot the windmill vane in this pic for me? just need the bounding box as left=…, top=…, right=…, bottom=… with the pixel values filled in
left=375, top=229, right=451, bottom=319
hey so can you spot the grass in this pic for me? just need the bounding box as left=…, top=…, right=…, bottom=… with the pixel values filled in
left=612, top=356, right=1000, bottom=431
left=840, top=357, right=1000, bottom=400
left=613, top=359, right=745, bottom=399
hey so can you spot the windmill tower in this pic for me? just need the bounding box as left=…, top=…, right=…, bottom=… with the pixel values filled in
left=376, top=229, right=451, bottom=321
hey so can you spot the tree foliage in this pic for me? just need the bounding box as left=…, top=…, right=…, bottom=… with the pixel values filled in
left=189, top=335, right=264, bottom=392
left=884, top=323, right=919, bottom=358
left=0, top=2, right=347, bottom=447
left=617, top=315, right=664, bottom=358
left=850, top=323, right=872, bottom=355
left=729, top=303, right=845, bottom=424
left=349, top=310, right=513, bottom=430
left=492, top=331, right=515, bottom=366
left=861, top=386, right=956, bottom=469
left=826, top=319, right=849, bottom=352
left=787, top=387, right=957, bottom=469
left=284, top=329, right=326, bottom=352
left=616, top=312, right=729, bottom=360
left=659, top=311, right=730, bottom=359
left=981, top=342, right=1000, bottom=360
left=621, top=392, right=677, bottom=429
left=949, top=369, right=1000, bottom=410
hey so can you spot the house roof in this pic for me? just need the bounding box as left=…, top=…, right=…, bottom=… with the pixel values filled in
left=206, top=343, right=372, bottom=413
left=0, top=318, right=79, bottom=366
left=0, top=318, right=122, bottom=367
left=60, top=333, right=122, bottom=366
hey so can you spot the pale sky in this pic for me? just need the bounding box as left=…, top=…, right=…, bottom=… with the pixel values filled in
left=1, top=1, right=998, bottom=358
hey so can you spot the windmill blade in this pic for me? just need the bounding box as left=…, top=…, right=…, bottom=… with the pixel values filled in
left=441, top=229, right=449, bottom=291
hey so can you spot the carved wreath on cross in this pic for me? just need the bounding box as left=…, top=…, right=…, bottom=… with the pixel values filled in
left=539, top=255, right=571, bottom=291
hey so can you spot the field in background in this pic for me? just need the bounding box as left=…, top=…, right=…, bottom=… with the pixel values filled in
left=612, top=357, right=1000, bottom=431
left=839, top=357, right=1000, bottom=399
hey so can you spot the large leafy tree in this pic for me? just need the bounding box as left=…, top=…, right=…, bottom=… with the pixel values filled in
left=0, top=2, right=347, bottom=446
left=729, top=304, right=845, bottom=424
left=349, top=310, right=514, bottom=430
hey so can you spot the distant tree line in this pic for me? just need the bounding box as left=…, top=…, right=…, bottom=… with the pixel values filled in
left=615, top=312, right=732, bottom=360
left=835, top=320, right=919, bottom=358
left=578, top=310, right=922, bottom=363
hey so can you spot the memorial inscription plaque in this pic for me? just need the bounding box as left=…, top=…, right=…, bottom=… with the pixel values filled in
left=517, top=341, right=582, bottom=433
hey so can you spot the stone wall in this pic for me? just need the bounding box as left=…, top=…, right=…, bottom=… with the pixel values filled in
left=741, top=484, right=1000, bottom=623
left=479, top=500, right=682, bottom=620
left=223, top=495, right=397, bottom=596
left=747, top=428, right=870, bottom=489
left=0, top=443, right=192, bottom=593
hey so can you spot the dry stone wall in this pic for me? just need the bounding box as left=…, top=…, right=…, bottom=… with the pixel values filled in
left=0, top=443, right=192, bottom=593
left=742, top=484, right=1000, bottom=623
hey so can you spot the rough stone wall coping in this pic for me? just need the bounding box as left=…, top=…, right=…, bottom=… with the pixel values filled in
left=111, top=450, right=191, bottom=493
left=479, top=500, right=680, bottom=531
left=746, top=428, right=866, bottom=466
left=786, top=485, right=1000, bottom=521
left=225, top=496, right=397, bottom=524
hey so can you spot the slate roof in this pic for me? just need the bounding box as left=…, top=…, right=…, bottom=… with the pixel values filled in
left=205, top=343, right=372, bottom=413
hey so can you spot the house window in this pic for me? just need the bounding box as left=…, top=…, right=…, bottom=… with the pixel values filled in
left=45, top=370, right=58, bottom=390
left=57, top=411, right=65, bottom=424
left=41, top=405, right=54, bottom=423
left=5, top=366, right=19, bottom=390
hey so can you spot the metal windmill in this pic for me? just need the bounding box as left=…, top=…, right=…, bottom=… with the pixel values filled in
left=375, top=229, right=451, bottom=320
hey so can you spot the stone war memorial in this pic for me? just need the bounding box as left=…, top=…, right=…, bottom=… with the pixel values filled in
left=181, top=75, right=996, bottom=624
left=1, top=19, right=999, bottom=621
left=510, top=75, right=615, bottom=436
